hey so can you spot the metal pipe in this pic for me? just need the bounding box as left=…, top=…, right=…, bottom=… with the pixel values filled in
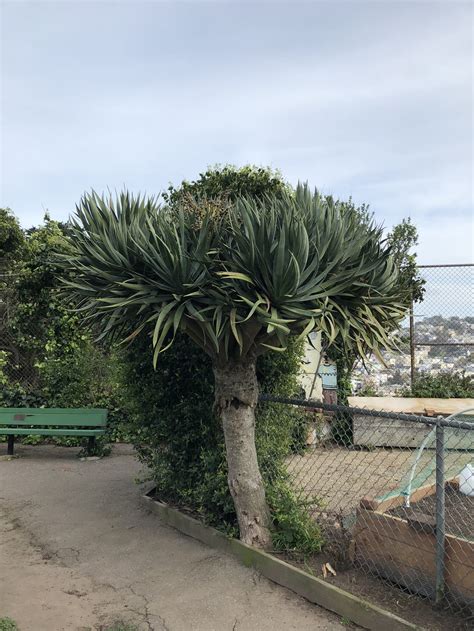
left=409, top=298, right=416, bottom=388
left=402, top=425, right=436, bottom=508
left=417, top=263, right=474, bottom=268
left=435, top=419, right=446, bottom=605
left=412, top=342, right=474, bottom=347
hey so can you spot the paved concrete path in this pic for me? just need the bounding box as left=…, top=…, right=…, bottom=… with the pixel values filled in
left=0, top=444, right=345, bottom=631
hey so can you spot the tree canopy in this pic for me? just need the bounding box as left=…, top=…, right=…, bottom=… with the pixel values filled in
left=0, top=207, right=24, bottom=263
left=64, top=184, right=405, bottom=366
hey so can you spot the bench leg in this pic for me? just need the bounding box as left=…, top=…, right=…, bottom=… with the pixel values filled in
left=87, top=436, right=96, bottom=455
left=7, top=435, right=14, bottom=456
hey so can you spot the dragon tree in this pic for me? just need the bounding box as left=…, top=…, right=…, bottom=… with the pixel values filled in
left=63, top=184, right=404, bottom=547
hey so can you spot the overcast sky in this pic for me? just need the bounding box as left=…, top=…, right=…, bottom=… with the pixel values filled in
left=1, top=0, right=472, bottom=264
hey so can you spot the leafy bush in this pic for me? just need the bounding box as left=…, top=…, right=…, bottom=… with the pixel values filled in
left=121, top=332, right=318, bottom=548
left=267, top=479, right=323, bottom=555
left=402, top=371, right=474, bottom=398
left=356, top=381, right=380, bottom=397
left=0, top=215, right=130, bottom=451
left=163, top=164, right=290, bottom=205
left=0, top=338, right=131, bottom=452
left=0, top=207, right=24, bottom=259
left=0, top=618, right=18, bottom=631
left=39, top=341, right=131, bottom=443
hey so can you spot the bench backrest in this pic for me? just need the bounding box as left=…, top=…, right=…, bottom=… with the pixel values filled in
left=0, top=408, right=107, bottom=427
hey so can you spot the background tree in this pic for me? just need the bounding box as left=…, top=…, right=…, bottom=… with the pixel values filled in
left=64, top=183, right=404, bottom=547
left=386, top=218, right=425, bottom=305
left=0, top=208, right=24, bottom=263
left=0, top=214, right=128, bottom=450
left=163, top=164, right=290, bottom=205
left=4, top=217, right=82, bottom=387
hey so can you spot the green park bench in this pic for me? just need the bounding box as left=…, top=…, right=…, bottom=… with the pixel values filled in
left=0, top=408, right=108, bottom=456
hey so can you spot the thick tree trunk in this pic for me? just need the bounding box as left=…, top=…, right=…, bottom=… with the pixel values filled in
left=213, top=356, right=272, bottom=548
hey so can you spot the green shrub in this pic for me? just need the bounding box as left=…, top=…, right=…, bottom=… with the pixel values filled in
left=39, top=341, right=132, bottom=444
left=356, top=381, right=380, bottom=397
left=267, top=479, right=323, bottom=555
left=402, top=371, right=474, bottom=398
left=0, top=214, right=131, bottom=450
left=0, top=341, right=131, bottom=452
left=120, top=332, right=320, bottom=549
left=0, top=381, right=47, bottom=408
left=0, top=618, right=18, bottom=631
left=163, top=163, right=290, bottom=205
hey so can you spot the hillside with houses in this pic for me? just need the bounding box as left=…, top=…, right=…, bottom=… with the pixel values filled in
left=352, top=316, right=474, bottom=395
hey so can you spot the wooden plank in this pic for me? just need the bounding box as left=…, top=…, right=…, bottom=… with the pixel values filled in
left=353, top=416, right=473, bottom=449
left=355, top=509, right=474, bottom=604
left=446, top=537, right=474, bottom=596
left=360, top=478, right=458, bottom=513
left=404, top=512, right=436, bottom=535
left=0, top=407, right=107, bottom=415
left=348, top=397, right=474, bottom=416
left=0, top=428, right=105, bottom=436
left=356, top=509, right=435, bottom=555
left=353, top=416, right=429, bottom=448
left=364, top=479, right=461, bottom=513
left=0, top=408, right=107, bottom=427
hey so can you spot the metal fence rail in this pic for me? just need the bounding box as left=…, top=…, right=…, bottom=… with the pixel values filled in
left=260, top=394, right=474, bottom=617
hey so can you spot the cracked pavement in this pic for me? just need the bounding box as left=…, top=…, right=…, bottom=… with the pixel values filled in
left=0, top=444, right=346, bottom=630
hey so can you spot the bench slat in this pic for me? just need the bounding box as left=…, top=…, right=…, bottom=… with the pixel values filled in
left=0, top=428, right=106, bottom=436
left=0, top=408, right=107, bottom=427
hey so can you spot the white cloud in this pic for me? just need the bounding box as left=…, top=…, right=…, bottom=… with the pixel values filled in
left=416, top=216, right=473, bottom=265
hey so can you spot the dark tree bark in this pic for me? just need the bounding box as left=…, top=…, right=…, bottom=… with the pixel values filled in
left=213, top=356, right=272, bottom=548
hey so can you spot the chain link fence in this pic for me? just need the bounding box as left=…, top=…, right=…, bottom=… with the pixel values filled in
left=352, top=264, right=474, bottom=394
left=260, top=393, right=473, bottom=623
left=0, top=273, right=39, bottom=390
left=411, top=264, right=474, bottom=379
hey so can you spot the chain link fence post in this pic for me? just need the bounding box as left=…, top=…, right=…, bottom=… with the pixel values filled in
left=435, top=417, right=445, bottom=605
left=409, top=296, right=416, bottom=388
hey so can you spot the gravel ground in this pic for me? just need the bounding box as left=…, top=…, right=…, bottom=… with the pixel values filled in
left=287, top=444, right=472, bottom=515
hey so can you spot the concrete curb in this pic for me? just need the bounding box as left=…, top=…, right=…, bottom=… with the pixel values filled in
left=142, top=492, right=422, bottom=631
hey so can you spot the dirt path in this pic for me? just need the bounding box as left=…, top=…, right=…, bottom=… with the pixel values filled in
left=0, top=444, right=346, bottom=631
left=0, top=507, right=131, bottom=630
